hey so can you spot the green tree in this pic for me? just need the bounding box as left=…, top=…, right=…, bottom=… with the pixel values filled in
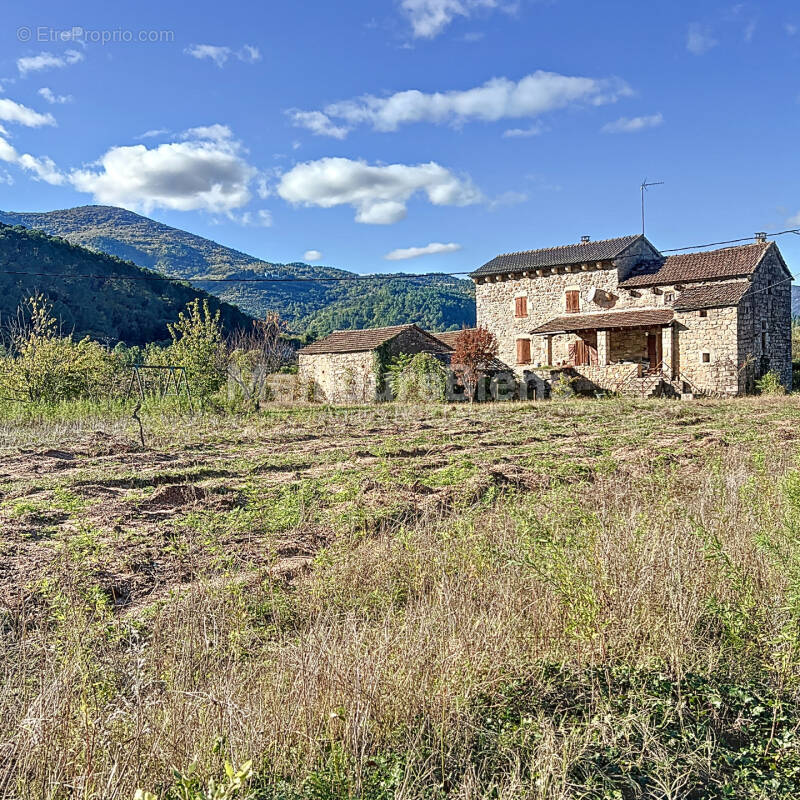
left=167, top=299, right=227, bottom=398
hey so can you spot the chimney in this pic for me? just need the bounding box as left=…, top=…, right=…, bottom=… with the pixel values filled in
left=755, top=232, right=767, bottom=243
left=580, top=235, right=591, bottom=244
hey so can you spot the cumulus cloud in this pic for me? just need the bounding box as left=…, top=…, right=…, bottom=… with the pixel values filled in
left=0, top=97, right=55, bottom=127
left=601, top=112, right=663, bottom=133
left=0, top=170, right=13, bottom=186
left=400, top=0, right=503, bottom=38
left=17, top=49, right=84, bottom=75
left=686, top=23, right=718, bottom=54
left=0, top=132, right=65, bottom=185
left=287, top=110, right=349, bottom=139
left=38, top=87, right=73, bottom=104
left=289, top=71, right=632, bottom=137
left=384, top=241, right=461, bottom=260
left=277, top=157, right=482, bottom=224
left=184, top=44, right=262, bottom=67
left=69, top=126, right=256, bottom=213
left=136, top=128, right=170, bottom=139
left=303, top=249, right=323, bottom=262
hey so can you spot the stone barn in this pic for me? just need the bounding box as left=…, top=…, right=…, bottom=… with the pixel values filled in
left=298, top=324, right=452, bottom=403
left=471, top=234, right=792, bottom=397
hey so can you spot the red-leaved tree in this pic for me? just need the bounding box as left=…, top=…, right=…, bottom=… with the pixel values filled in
left=452, top=326, right=498, bottom=403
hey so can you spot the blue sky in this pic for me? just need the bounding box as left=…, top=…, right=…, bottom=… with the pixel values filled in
left=0, top=0, right=799, bottom=276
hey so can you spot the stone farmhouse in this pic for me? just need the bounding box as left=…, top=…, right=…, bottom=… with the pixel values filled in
left=471, top=234, right=792, bottom=396
left=297, top=324, right=452, bottom=404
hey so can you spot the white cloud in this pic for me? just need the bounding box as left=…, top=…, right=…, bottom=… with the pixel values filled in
left=290, top=71, right=632, bottom=137
left=0, top=97, right=55, bottom=127
left=601, top=112, right=663, bottom=133
left=287, top=110, right=349, bottom=139
left=743, top=19, right=757, bottom=42
left=240, top=209, right=273, bottom=227
left=277, top=157, right=482, bottom=224
left=184, top=44, right=262, bottom=67
left=400, top=0, right=503, bottom=38
left=136, top=128, right=170, bottom=139
left=69, top=126, right=256, bottom=213
left=17, top=49, right=84, bottom=75
left=384, top=241, right=462, bottom=260
left=786, top=23, right=798, bottom=35
left=38, top=87, right=73, bottom=105
left=0, top=133, right=64, bottom=185
left=0, top=169, right=13, bottom=185
left=502, top=123, right=544, bottom=138
left=303, top=249, right=323, bottom=262
left=686, top=23, right=718, bottom=54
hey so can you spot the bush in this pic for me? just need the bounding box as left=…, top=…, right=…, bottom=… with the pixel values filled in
left=0, top=295, right=119, bottom=404
left=756, top=369, right=786, bottom=395
left=389, top=352, right=448, bottom=402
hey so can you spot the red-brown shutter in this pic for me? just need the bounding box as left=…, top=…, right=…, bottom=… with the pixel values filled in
left=566, top=290, right=579, bottom=313
left=515, top=297, right=528, bottom=317
left=516, top=339, right=531, bottom=364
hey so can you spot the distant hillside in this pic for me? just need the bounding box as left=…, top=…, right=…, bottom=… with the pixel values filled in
left=0, top=206, right=476, bottom=336
left=0, top=223, right=251, bottom=345
left=793, top=285, right=800, bottom=317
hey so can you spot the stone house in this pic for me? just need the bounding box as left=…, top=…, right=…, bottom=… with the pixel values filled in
left=298, top=324, right=452, bottom=403
left=471, top=234, right=792, bottom=396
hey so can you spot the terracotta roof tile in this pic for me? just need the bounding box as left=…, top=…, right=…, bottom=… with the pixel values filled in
left=298, top=324, right=423, bottom=355
left=471, top=235, right=643, bottom=278
left=531, top=308, right=674, bottom=335
left=432, top=329, right=473, bottom=348
left=673, top=281, right=751, bottom=311
left=619, top=243, right=769, bottom=288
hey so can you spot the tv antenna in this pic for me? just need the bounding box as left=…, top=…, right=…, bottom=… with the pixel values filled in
left=640, top=178, right=664, bottom=235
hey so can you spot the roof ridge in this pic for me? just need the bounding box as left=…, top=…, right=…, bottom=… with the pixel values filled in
left=493, top=234, right=640, bottom=259
left=665, top=241, right=768, bottom=259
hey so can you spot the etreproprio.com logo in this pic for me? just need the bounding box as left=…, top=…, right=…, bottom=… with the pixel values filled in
left=17, top=26, right=175, bottom=45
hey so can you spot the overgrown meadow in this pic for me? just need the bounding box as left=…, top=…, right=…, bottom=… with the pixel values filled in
left=3, top=392, right=800, bottom=799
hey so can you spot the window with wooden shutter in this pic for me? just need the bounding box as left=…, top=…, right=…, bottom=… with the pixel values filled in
left=516, top=338, right=531, bottom=364
left=565, top=290, right=580, bottom=313
left=514, top=296, right=528, bottom=318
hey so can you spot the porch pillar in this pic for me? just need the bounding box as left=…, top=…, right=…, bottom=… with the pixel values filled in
left=541, top=335, right=553, bottom=366
left=597, top=329, right=610, bottom=366
left=661, top=324, right=675, bottom=378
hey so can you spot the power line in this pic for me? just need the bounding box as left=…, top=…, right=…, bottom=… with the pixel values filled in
left=0, top=228, right=798, bottom=284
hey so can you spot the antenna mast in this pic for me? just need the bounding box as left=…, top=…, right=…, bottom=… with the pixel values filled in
left=640, top=178, right=664, bottom=235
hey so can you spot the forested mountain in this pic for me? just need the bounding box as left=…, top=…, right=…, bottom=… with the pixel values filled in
left=0, top=206, right=476, bottom=336
left=792, top=285, right=800, bottom=317
left=0, top=223, right=251, bottom=345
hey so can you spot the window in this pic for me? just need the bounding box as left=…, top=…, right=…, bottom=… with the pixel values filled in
left=762, top=332, right=768, bottom=349
left=702, top=352, right=711, bottom=363
left=664, top=292, right=675, bottom=304
left=514, top=296, right=528, bottom=318
left=761, top=320, right=767, bottom=331
left=699, top=310, right=708, bottom=318
left=565, top=290, right=580, bottom=313
left=516, top=338, right=531, bottom=364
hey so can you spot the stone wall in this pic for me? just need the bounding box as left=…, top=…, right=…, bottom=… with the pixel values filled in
left=674, top=306, right=739, bottom=395
left=737, top=247, right=792, bottom=392
left=298, top=351, right=376, bottom=404
left=474, top=256, right=674, bottom=373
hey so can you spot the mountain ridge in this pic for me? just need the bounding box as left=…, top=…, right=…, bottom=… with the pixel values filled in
left=0, top=222, right=251, bottom=345
left=0, top=206, right=477, bottom=336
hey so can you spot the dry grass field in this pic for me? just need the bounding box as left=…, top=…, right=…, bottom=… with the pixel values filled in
left=3, top=396, right=800, bottom=798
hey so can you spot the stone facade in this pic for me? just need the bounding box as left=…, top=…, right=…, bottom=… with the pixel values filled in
left=298, top=325, right=451, bottom=404
left=474, top=238, right=792, bottom=397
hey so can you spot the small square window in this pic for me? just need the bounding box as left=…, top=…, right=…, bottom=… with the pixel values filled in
left=664, top=292, right=675, bottom=304
left=702, top=352, right=711, bottom=363
left=699, top=310, right=708, bottom=318
left=514, top=296, right=528, bottom=318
